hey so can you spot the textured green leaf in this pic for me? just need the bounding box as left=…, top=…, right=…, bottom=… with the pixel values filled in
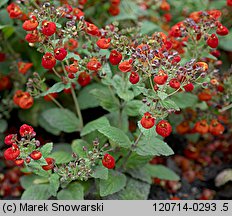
left=98, top=126, right=132, bottom=148
left=38, top=115, right=61, bottom=135
left=0, top=25, right=14, bottom=39
left=112, top=75, right=134, bottom=101
left=50, top=151, right=73, bottom=164
left=124, top=100, right=143, bottom=116
left=141, top=21, right=162, bottom=34
left=127, top=166, right=152, bottom=184
left=125, top=153, right=152, bottom=169
left=100, top=63, right=112, bottom=85
left=99, top=170, right=126, bottom=197
left=82, top=130, right=108, bottom=146
left=91, top=164, right=108, bottom=180
left=40, top=143, right=53, bottom=158
left=219, top=30, right=232, bottom=51
left=91, top=89, right=119, bottom=112
left=0, top=0, right=9, bottom=8
left=71, top=139, right=90, bottom=158
left=78, top=83, right=103, bottom=109
left=0, top=119, right=7, bottom=133
left=147, top=164, right=180, bottom=181
left=21, top=185, right=51, bottom=200
left=160, top=99, right=180, bottom=111
left=171, top=92, right=198, bottom=109
left=19, top=99, right=55, bottom=127
left=158, top=91, right=168, bottom=100
left=49, top=174, right=60, bottom=196
left=135, top=136, right=174, bottom=156
left=106, top=177, right=150, bottom=200
left=27, top=160, right=50, bottom=177
left=20, top=175, right=49, bottom=190
left=41, top=82, right=71, bottom=96
left=57, top=182, right=84, bottom=200
left=40, top=108, right=81, bottom=133
left=106, top=111, right=128, bottom=133
left=65, top=52, right=80, bottom=61
left=81, top=117, right=110, bottom=136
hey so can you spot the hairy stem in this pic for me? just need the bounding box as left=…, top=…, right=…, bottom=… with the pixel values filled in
left=118, top=131, right=143, bottom=170
left=219, top=103, right=232, bottom=113
left=52, top=68, right=61, bottom=78
left=48, top=95, right=64, bottom=109
left=61, top=62, right=83, bottom=129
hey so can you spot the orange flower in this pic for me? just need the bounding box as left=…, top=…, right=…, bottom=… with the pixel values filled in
left=194, top=120, right=209, bottom=135
left=209, top=119, right=224, bottom=136
left=18, top=62, right=33, bottom=74
left=13, top=90, right=33, bottom=109
left=18, top=92, right=34, bottom=109
left=176, top=121, right=190, bottom=134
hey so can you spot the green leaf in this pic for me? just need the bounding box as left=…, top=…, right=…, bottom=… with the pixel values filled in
left=40, top=108, right=81, bottom=133
left=98, top=126, right=132, bottom=149
left=20, top=175, right=49, bottom=189
left=0, top=10, right=13, bottom=26
left=0, top=0, right=9, bottom=8
left=65, top=52, right=81, bottom=61
left=57, top=182, right=84, bottom=200
left=41, top=82, right=71, bottom=96
left=158, top=91, right=168, bottom=100
left=27, top=160, right=50, bottom=177
left=147, top=164, right=180, bottom=181
left=136, top=136, right=174, bottom=156
left=91, top=89, right=119, bottom=112
left=99, top=170, right=126, bottom=197
left=100, top=63, right=112, bottom=85
left=71, top=139, right=90, bottom=158
left=219, top=30, right=232, bottom=51
left=82, top=130, right=108, bottom=146
left=112, top=75, right=134, bottom=101
left=106, top=111, right=129, bottom=133
left=106, top=177, right=150, bottom=200
left=40, top=143, right=53, bottom=158
left=171, top=92, right=198, bottom=109
left=78, top=83, right=103, bottom=110
left=0, top=119, right=7, bottom=133
left=50, top=151, right=73, bottom=164
left=124, top=100, right=143, bottom=116
left=91, top=164, right=108, bottom=180
left=49, top=174, right=60, bottom=196
left=160, top=99, right=180, bottom=111
left=125, top=153, right=152, bottom=169
left=81, top=116, right=110, bottom=136
left=1, top=25, right=14, bottom=39
left=38, top=114, right=61, bottom=135
left=140, top=21, right=162, bottom=35
left=21, top=184, right=51, bottom=200
left=19, top=99, right=55, bottom=127
left=127, top=165, right=152, bottom=184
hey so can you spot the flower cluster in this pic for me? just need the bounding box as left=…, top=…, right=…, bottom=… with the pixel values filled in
left=54, top=139, right=115, bottom=182
left=3, top=124, right=54, bottom=171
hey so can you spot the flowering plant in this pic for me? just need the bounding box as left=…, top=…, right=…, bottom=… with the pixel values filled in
left=0, top=0, right=231, bottom=200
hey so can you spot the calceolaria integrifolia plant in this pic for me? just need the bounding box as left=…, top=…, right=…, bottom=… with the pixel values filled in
left=1, top=0, right=231, bottom=200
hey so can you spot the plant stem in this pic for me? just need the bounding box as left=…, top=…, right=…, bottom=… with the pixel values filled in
left=61, top=62, right=83, bottom=129
left=118, top=131, right=143, bottom=170
left=167, top=87, right=181, bottom=97
left=70, top=87, right=83, bottom=129
left=149, top=76, right=155, bottom=92
left=48, top=95, right=64, bottom=109
left=30, top=0, right=40, bottom=10
left=219, top=103, right=232, bottom=113
left=52, top=68, right=61, bottom=78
